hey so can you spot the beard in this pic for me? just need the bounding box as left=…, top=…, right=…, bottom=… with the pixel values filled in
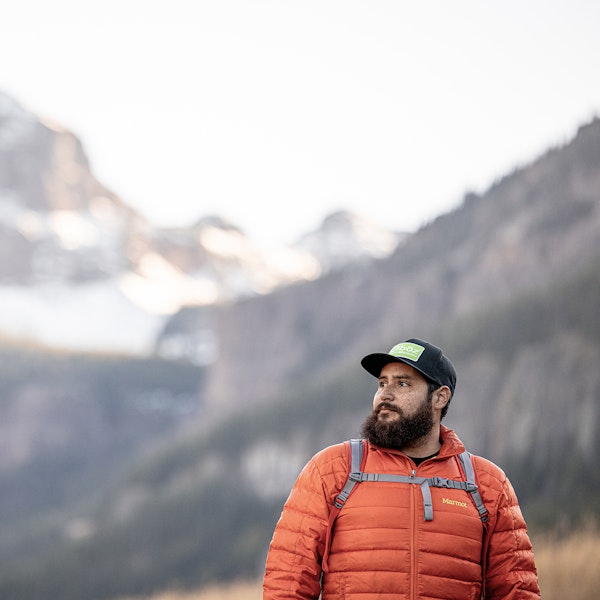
left=361, top=396, right=435, bottom=450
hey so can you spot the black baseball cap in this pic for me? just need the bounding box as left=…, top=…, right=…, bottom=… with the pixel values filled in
left=361, top=338, right=457, bottom=396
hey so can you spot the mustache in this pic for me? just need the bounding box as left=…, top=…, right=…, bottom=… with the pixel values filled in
left=375, top=401, right=401, bottom=415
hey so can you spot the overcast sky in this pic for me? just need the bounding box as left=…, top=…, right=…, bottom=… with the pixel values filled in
left=1, top=0, right=599, bottom=245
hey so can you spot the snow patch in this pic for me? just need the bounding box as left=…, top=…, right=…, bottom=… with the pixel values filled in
left=0, top=282, right=165, bottom=354
left=121, top=253, right=219, bottom=314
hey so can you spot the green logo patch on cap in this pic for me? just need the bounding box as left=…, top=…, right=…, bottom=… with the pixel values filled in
left=389, top=342, right=425, bottom=362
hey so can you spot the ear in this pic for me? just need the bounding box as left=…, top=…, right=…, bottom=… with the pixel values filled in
left=432, top=386, right=451, bottom=412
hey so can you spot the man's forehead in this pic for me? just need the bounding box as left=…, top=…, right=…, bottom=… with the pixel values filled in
left=379, top=361, right=424, bottom=379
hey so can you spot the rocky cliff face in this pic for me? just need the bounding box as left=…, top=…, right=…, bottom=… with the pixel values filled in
left=0, top=92, right=142, bottom=284
left=197, top=119, right=600, bottom=419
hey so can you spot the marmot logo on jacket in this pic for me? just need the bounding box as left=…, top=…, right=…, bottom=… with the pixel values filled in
left=442, top=497, right=468, bottom=508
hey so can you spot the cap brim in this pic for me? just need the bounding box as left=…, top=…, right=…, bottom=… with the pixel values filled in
left=361, top=352, right=440, bottom=389
left=361, top=353, right=409, bottom=378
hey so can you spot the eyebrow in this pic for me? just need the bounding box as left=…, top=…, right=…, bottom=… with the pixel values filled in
left=378, top=374, right=414, bottom=382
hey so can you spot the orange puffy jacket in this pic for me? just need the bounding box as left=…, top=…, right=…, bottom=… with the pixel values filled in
left=263, top=426, right=540, bottom=600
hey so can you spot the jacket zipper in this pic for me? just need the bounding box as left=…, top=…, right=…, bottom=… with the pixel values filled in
left=409, top=468, right=418, bottom=600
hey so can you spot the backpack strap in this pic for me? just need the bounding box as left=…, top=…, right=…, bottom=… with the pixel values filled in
left=333, top=438, right=364, bottom=508
left=322, top=439, right=364, bottom=572
left=457, top=451, right=490, bottom=599
left=457, top=451, right=489, bottom=523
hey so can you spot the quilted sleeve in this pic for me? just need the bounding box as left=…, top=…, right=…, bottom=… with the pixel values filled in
left=484, top=471, right=541, bottom=599
left=263, top=445, right=345, bottom=600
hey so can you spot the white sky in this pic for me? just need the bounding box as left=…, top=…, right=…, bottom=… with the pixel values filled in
left=1, top=0, right=599, bottom=246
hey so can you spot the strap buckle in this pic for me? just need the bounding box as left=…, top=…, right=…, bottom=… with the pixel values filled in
left=429, top=476, right=452, bottom=488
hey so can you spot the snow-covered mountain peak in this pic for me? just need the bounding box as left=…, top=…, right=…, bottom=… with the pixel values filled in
left=0, top=91, right=37, bottom=147
left=0, top=90, right=404, bottom=356
left=295, top=210, right=404, bottom=272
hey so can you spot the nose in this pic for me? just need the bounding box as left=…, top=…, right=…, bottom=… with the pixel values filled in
left=377, top=383, right=394, bottom=402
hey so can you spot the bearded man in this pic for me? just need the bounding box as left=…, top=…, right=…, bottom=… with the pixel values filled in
left=263, top=338, right=540, bottom=600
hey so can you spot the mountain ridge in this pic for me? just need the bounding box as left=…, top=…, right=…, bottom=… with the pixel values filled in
left=190, top=116, right=600, bottom=412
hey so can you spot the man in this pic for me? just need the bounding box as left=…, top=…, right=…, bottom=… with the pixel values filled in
left=263, top=338, right=540, bottom=599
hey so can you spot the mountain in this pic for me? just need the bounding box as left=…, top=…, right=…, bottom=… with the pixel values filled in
left=0, top=89, right=403, bottom=355
left=0, top=87, right=599, bottom=599
left=295, top=209, right=400, bottom=271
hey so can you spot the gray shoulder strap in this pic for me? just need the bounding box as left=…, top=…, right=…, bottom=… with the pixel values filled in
left=459, top=450, right=476, bottom=483
left=350, top=437, right=363, bottom=472
left=458, top=451, right=489, bottom=522
left=333, top=439, right=364, bottom=509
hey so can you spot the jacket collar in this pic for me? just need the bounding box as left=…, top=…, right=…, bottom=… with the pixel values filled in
left=437, top=425, right=466, bottom=457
